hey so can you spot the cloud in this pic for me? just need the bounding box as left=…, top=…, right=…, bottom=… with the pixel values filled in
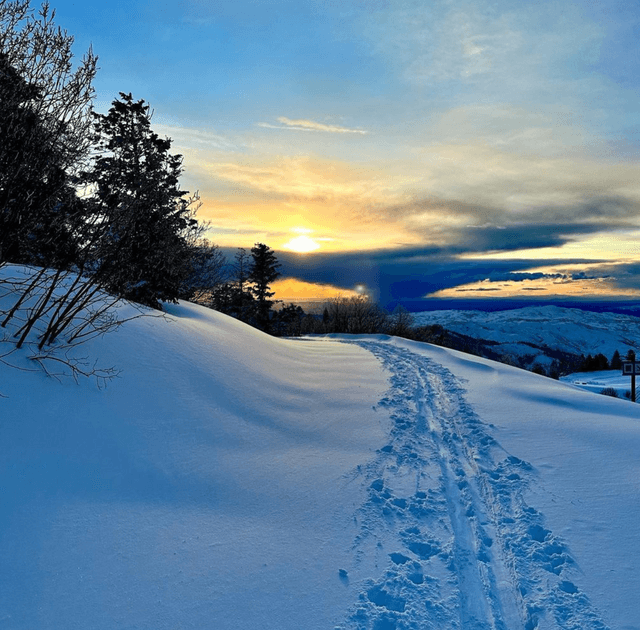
left=153, top=123, right=238, bottom=151
left=275, top=246, right=607, bottom=306
left=353, top=0, right=639, bottom=162
left=359, top=0, right=603, bottom=100
left=206, top=155, right=391, bottom=201
left=492, top=272, right=564, bottom=282
left=258, top=117, right=368, bottom=134
left=451, top=224, right=587, bottom=253
left=428, top=257, right=640, bottom=300
left=455, top=287, right=501, bottom=292
left=384, top=194, right=640, bottom=252
left=600, top=262, right=640, bottom=291
left=166, top=111, right=640, bottom=258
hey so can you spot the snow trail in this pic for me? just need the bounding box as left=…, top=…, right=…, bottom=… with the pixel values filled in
left=337, top=340, right=610, bottom=630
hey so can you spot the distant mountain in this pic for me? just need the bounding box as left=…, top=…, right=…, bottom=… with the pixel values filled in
left=412, top=305, right=640, bottom=373
left=394, top=298, right=640, bottom=318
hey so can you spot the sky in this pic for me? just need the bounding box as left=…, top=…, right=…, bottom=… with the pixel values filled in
left=41, top=0, right=640, bottom=306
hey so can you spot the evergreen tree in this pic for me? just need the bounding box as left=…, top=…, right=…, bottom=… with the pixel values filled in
left=611, top=349, right=622, bottom=370
left=595, top=353, right=609, bottom=371
left=271, top=303, right=305, bottom=336
left=580, top=354, right=595, bottom=371
left=249, top=243, right=280, bottom=329
left=83, top=93, right=200, bottom=308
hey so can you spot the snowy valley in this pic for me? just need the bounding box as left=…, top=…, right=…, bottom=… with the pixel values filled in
left=412, top=305, right=640, bottom=378
left=1, top=298, right=640, bottom=629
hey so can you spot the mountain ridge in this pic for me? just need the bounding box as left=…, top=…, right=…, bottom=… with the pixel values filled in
left=412, top=304, right=640, bottom=372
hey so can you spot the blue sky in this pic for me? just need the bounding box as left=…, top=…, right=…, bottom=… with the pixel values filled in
left=42, top=0, right=640, bottom=303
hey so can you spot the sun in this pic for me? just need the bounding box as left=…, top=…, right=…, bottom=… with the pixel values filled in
left=283, top=234, right=320, bottom=253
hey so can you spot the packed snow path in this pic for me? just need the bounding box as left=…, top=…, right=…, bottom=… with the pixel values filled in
left=338, top=340, right=609, bottom=630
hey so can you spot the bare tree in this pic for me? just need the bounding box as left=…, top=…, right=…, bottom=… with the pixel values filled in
left=0, top=0, right=97, bottom=265
left=387, top=305, right=415, bottom=337
left=0, top=1, right=119, bottom=388
left=180, top=239, right=228, bottom=304
left=0, top=265, right=154, bottom=392
left=321, top=295, right=389, bottom=334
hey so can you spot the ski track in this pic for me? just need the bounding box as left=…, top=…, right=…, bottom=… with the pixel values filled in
left=335, top=340, right=610, bottom=630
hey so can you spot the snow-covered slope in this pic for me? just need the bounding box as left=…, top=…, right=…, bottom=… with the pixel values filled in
left=0, top=300, right=389, bottom=630
left=2, top=299, right=640, bottom=629
left=413, top=305, right=640, bottom=366
left=560, top=369, right=632, bottom=398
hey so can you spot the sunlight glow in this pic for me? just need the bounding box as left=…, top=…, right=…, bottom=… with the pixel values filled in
left=283, top=234, right=321, bottom=253
left=272, top=278, right=359, bottom=303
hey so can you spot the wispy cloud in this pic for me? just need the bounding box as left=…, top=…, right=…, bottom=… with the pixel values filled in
left=205, top=155, right=400, bottom=204
left=154, top=123, right=238, bottom=151
left=360, top=0, right=602, bottom=93
left=258, top=117, right=368, bottom=134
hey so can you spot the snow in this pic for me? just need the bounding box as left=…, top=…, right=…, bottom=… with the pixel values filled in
left=560, top=369, right=632, bottom=398
left=2, top=287, right=640, bottom=629
left=0, top=298, right=390, bottom=630
left=412, top=305, right=640, bottom=364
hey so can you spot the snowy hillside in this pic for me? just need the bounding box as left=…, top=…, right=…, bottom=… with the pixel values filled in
left=560, top=369, right=632, bottom=398
left=2, top=298, right=640, bottom=629
left=412, top=305, right=640, bottom=369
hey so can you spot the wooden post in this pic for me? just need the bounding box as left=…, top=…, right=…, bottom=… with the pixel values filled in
left=624, top=351, right=637, bottom=403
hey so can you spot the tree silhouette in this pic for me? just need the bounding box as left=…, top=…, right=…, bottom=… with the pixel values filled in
left=611, top=349, right=622, bottom=370
left=0, top=0, right=96, bottom=266
left=249, top=243, right=280, bottom=330
left=83, top=93, right=200, bottom=308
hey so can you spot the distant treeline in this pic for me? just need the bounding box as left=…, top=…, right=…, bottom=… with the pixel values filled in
left=239, top=294, right=565, bottom=375
left=578, top=351, right=621, bottom=372
left=238, top=294, right=631, bottom=380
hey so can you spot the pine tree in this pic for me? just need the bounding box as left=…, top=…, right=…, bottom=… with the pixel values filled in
left=595, top=353, right=609, bottom=371
left=249, top=243, right=281, bottom=329
left=611, top=349, right=622, bottom=370
left=83, top=93, right=200, bottom=308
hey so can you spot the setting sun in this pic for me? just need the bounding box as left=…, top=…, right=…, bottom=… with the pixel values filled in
left=283, top=234, right=320, bottom=253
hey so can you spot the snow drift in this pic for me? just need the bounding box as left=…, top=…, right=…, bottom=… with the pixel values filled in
left=1, top=297, right=639, bottom=629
